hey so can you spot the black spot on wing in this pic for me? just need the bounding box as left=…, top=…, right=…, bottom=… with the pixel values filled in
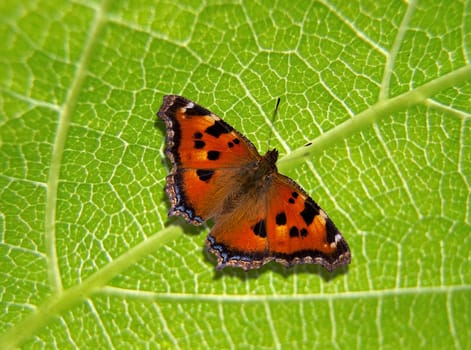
left=289, top=226, right=299, bottom=237
left=300, top=228, right=308, bottom=237
left=252, top=219, right=267, bottom=238
left=300, top=198, right=320, bottom=226
left=196, top=169, right=214, bottom=182
left=288, top=191, right=299, bottom=204
left=207, top=150, right=220, bottom=160
left=205, top=120, right=232, bottom=138
left=276, top=212, right=287, bottom=225
left=194, top=132, right=203, bottom=139
left=194, top=140, right=205, bottom=149
left=227, top=138, right=240, bottom=148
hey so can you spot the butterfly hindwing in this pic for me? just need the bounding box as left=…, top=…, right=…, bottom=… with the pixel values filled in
left=266, top=175, right=350, bottom=271
left=206, top=193, right=271, bottom=270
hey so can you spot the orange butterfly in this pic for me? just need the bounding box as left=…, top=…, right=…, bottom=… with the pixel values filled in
left=157, top=95, right=351, bottom=271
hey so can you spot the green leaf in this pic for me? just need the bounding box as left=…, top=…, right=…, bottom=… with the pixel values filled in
left=1, top=0, right=470, bottom=348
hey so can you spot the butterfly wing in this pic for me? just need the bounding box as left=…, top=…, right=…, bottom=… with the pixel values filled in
left=206, top=173, right=350, bottom=271
left=158, top=95, right=260, bottom=224
left=158, top=95, right=350, bottom=271
left=206, top=192, right=272, bottom=270
left=265, top=174, right=350, bottom=271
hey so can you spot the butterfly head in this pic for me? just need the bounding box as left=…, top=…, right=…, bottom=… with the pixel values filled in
left=249, top=148, right=278, bottom=185
left=258, top=148, right=278, bottom=175
left=263, top=148, right=278, bottom=164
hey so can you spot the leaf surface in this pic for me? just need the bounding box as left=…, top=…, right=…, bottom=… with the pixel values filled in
left=1, top=0, right=470, bottom=348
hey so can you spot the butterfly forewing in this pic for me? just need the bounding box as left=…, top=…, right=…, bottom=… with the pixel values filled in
left=159, top=95, right=259, bottom=169
left=158, top=95, right=260, bottom=223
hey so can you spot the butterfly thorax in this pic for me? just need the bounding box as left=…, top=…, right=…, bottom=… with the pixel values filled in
left=239, top=148, right=279, bottom=191
left=261, top=149, right=279, bottom=167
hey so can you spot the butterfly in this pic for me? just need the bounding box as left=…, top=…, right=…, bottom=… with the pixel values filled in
left=157, top=95, right=351, bottom=271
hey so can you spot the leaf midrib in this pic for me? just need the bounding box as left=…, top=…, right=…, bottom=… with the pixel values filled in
left=0, top=226, right=182, bottom=349
left=278, top=64, right=471, bottom=169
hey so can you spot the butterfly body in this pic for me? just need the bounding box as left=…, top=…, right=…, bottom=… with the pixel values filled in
left=158, top=95, right=351, bottom=271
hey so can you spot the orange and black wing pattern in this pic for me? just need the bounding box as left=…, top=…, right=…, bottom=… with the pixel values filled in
left=158, top=95, right=259, bottom=224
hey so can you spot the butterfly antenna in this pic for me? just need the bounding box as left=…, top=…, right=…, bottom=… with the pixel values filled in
left=267, top=97, right=281, bottom=150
